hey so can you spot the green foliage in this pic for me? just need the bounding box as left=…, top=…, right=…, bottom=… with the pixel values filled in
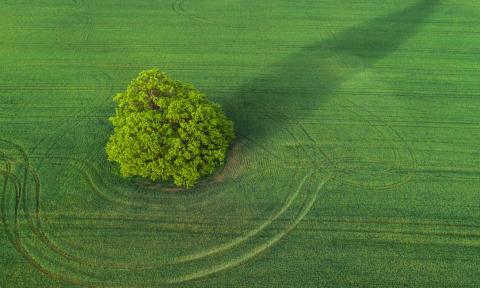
left=106, top=69, right=234, bottom=188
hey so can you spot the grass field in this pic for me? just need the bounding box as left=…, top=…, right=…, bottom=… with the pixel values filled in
left=1, top=0, right=480, bottom=286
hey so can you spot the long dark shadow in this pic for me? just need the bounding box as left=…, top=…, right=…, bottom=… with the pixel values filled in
left=224, top=0, right=439, bottom=145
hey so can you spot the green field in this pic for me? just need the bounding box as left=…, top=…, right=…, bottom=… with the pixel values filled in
left=1, top=0, right=480, bottom=286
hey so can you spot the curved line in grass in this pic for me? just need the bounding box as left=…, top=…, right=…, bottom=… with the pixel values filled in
left=167, top=174, right=332, bottom=283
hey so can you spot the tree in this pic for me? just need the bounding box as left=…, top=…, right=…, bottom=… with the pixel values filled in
left=106, top=69, right=234, bottom=188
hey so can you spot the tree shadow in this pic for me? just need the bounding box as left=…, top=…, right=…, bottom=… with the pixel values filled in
left=224, top=0, right=439, bottom=145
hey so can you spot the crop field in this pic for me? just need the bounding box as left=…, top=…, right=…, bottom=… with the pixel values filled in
left=1, top=0, right=480, bottom=287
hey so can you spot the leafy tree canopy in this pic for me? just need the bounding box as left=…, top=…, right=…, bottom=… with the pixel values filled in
left=106, top=69, right=234, bottom=188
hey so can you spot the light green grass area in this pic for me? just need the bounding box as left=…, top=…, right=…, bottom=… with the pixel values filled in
left=1, top=0, right=480, bottom=286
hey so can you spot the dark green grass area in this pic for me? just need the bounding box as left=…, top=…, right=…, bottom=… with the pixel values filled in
left=1, top=0, right=480, bottom=287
